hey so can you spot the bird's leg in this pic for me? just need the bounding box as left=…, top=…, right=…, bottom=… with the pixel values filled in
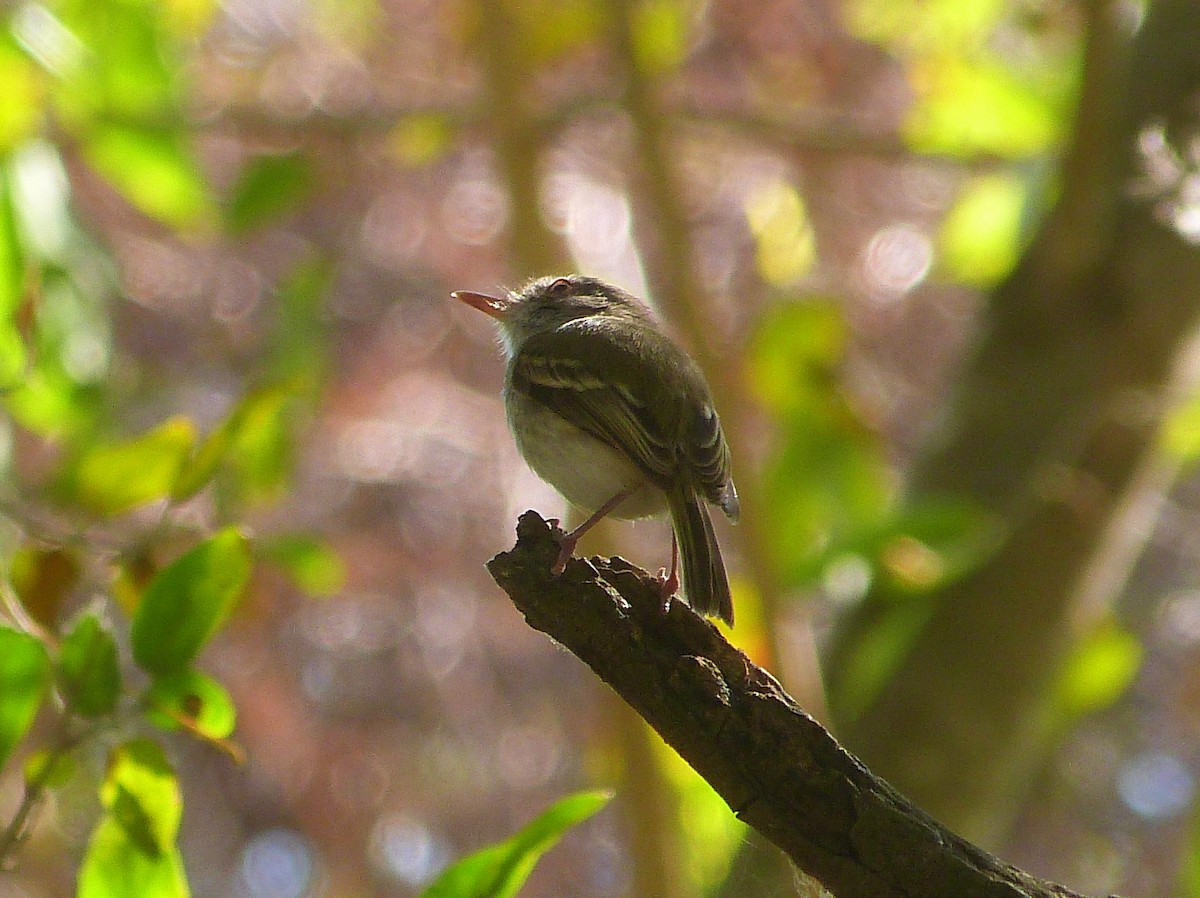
left=550, top=485, right=637, bottom=575
left=656, top=533, right=680, bottom=614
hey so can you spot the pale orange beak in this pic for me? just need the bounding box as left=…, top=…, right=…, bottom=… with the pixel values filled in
left=451, top=290, right=511, bottom=320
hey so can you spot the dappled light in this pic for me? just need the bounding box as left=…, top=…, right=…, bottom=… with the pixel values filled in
left=1, top=1, right=1199, bottom=897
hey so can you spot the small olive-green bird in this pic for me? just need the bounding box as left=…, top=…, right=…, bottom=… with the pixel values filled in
left=453, top=274, right=738, bottom=625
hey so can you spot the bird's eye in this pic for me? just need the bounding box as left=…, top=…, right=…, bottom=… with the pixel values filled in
left=548, top=277, right=572, bottom=297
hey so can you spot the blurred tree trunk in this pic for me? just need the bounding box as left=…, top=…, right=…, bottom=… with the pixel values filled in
left=825, top=0, right=1200, bottom=845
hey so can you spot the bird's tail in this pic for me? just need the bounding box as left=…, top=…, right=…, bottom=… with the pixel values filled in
left=667, top=483, right=733, bottom=625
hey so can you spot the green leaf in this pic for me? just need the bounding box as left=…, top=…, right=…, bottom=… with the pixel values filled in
left=24, top=747, right=77, bottom=788
left=419, top=790, right=611, bottom=898
left=0, top=321, right=26, bottom=388
left=0, top=626, right=50, bottom=768
left=79, top=816, right=189, bottom=898
left=81, top=124, right=214, bottom=230
left=225, top=152, right=314, bottom=233
left=1162, top=392, right=1200, bottom=464
left=904, top=56, right=1065, bottom=158
left=172, top=384, right=299, bottom=502
left=69, top=417, right=197, bottom=515
left=57, top=612, right=121, bottom=717
left=0, top=163, right=25, bottom=318
left=938, top=173, right=1029, bottom=287
left=100, top=739, right=182, bottom=853
left=261, top=535, right=346, bottom=597
left=144, top=668, right=237, bottom=741
left=81, top=739, right=188, bottom=898
left=1056, top=619, right=1143, bottom=717
left=223, top=386, right=298, bottom=504
left=270, top=258, right=332, bottom=384
left=131, top=528, right=252, bottom=676
left=0, top=38, right=42, bottom=153
left=631, top=0, right=691, bottom=74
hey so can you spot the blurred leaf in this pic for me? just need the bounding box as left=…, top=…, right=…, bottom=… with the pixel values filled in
left=80, top=739, right=188, bottom=898
left=905, top=55, right=1064, bottom=158
left=225, top=152, right=314, bottom=234
left=0, top=157, right=27, bottom=320
left=24, top=747, right=77, bottom=788
left=1056, top=619, right=1142, bottom=717
left=1181, top=807, right=1200, bottom=898
left=419, top=790, right=611, bottom=898
left=270, top=258, right=332, bottom=384
left=747, top=301, right=895, bottom=588
left=161, top=0, right=221, bottom=36
left=58, top=612, right=121, bottom=717
left=389, top=115, right=454, bottom=166
left=10, top=545, right=80, bottom=629
left=0, top=625, right=50, bottom=769
left=68, top=417, right=196, bottom=515
left=222, top=385, right=300, bottom=504
left=938, top=173, right=1028, bottom=286
left=845, top=0, right=1007, bottom=51
left=131, top=528, right=251, bottom=677
left=9, top=140, right=74, bottom=262
left=656, top=739, right=744, bottom=892
left=82, top=125, right=214, bottom=230
left=173, top=384, right=300, bottom=502
left=79, top=815, right=189, bottom=898
left=876, top=497, right=999, bottom=593
left=113, top=551, right=158, bottom=617
left=826, top=593, right=936, bottom=723
left=100, top=739, right=182, bottom=852
left=632, top=0, right=691, bottom=74
left=10, top=2, right=86, bottom=82
left=506, top=0, right=602, bottom=64
left=261, top=534, right=346, bottom=597
left=54, top=0, right=176, bottom=119
left=744, top=301, right=845, bottom=416
left=0, top=38, right=43, bottom=152
left=4, top=367, right=100, bottom=437
left=744, top=180, right=816, bottom=286
left=1161, top=392, right=1200, bottom=464
left=0, top=322, right=26, bottom=388
left=144, top=668, right=236, bottom=741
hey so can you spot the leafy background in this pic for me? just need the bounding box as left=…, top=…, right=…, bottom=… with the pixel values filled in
left=1, top=0, right=1199, bottom=897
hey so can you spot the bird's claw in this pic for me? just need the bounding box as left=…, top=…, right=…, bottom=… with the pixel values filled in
left=655, top=566, right=679, bottom=615
left=548, top=522, right=576, bottom=576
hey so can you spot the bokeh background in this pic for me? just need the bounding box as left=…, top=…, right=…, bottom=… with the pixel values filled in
left=2, top=0, right=1200, bottom=896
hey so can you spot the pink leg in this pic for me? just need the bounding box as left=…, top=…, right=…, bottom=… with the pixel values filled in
left=550, top=485, right=638, bottom=575
left=658, top=533, right=679, bottom=614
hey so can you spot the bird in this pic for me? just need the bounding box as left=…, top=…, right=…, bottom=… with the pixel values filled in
left=452, top=274, right=738, bottom=625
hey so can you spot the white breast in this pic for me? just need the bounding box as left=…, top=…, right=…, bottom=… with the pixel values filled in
left=505, top=391, right=664, bottom=520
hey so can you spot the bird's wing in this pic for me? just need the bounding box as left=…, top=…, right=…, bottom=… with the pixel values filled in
left=509, top=323, right=677, bottom=488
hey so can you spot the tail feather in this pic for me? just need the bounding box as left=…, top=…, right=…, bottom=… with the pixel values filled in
left=668, top=485, right=733, bottom=625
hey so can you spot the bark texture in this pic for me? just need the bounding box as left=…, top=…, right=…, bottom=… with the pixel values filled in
left=488, top=511, right=1110, bottom=898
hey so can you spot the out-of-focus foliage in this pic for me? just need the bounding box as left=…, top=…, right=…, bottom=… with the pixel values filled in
left=418, top=790, right=611, bottom=898
left=130, top=528, right=251, bottom=676
left=938, top=172, right=1031, bottom=285
left=845, top=0, right=1076, bottom=158
left=1054, top=619, right=1143, bottom=719
left=0, top=0, right=1188, bottom=895
left=77, top=739, right=188, bottom=898
left=0, top=626, right=49, bottom=769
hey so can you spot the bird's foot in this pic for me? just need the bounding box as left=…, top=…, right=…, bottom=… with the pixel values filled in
left=655, top=566, right=680, bottom=615
left=547, top=521, right=577, bottom=576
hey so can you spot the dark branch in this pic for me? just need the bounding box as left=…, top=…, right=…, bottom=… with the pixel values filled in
left=487, top=511, right=1108, bottom=898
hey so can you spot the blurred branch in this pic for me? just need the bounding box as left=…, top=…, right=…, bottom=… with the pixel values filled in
left=211, top=97, right=1015, bottom=172
left=824, top=0, right=1200, bottom=842
left=487, top=511, right=1103, bottom=898
left=471, top=1, right=561, bottom=274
